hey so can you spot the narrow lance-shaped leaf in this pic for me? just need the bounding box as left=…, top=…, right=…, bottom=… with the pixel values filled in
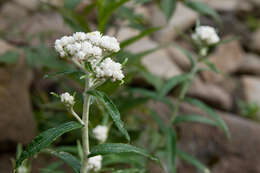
left=64, top=0, right=82, bottom=9
left=44, top=149, right=81, bottom=173
left=177, top=149, right=211, bottom=173
left=184, top=97, right=230, bottom=138
left=129, top=88, right=174, bottom=110
left=120, top=27, right=161, bottom=49
left=183, top=0, right=221, bottom=24
left=165, top=128, right=177, bottom=173
left=16, top=121, right=83, bottom=168
left=203, top=59, right=220, bottom=74
left=89, top=143, right=158, bottom=162
left=160, top=0, right=177, bottom=20
left=158, top=74, right=189, bottom=97
left=98, top=0, right=131, bottom=32
left=173, top=114, right=218, bottom=126
left=174, top=45, right=195, bottom=68
left=88, top=90, right=130, bottom=141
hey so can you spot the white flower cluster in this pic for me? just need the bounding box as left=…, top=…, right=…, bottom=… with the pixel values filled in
left=60, top=92, right=75, bottom=107
left=55, top=31, right=124, bottom=82
left=17, top=166, right=27, bottom=173
left=94, top=58, right=124, bottom=81
left=87, top=155, right=103, bottom=172
left=93, top=125, right=108, bottom=143
left=192, top=26, right=220, bottom=45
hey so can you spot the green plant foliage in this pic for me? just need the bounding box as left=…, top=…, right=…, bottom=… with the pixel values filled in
left=98, top=0, right=131, bottom=32
left=183, top=0, right=221, bottom=23
left=158, top=74, right=189, bottom=97
left=177, top=149, right=210, bottom=173
left=16, top=121, right=83, bottom=168
left=165, top=128, right=177, bottom=173
left=120, top=27, right=160, bottom=49
left=173, top=114, right=218, bottom=126
left=0, top=51, right=19, bottom=64
left=45, top=149, right=81, bottom=173
left=64, top=0, right=82, bottom=9
left=203, top=59, right=220, bottom=73
left=174, top=45, right=195, bottom=68
left=237, top=100, right=259, bottom=120
left=41, top=161, right=64, bottom=173
left=160, top=0, right=177, bottom=20
left=88, top=90, right=130, bottom=141
left=184, top=98, right=230, bottom=138
left=89, top=143, right=158, bottom=162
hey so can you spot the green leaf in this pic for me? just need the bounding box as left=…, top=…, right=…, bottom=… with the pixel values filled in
left=183, top=0, right=221, bottom=24
left=64, top=0, right=82, bottom=9
left=140, top=69, right=164, bottom=91
left=0, top=51, right=19, bottom=64
left=149, top=109, right=165, bottom=133
left=203, top=59, right=219, bottom=73
left=16, top=121, right=83, bottom=168
left=165, top=128, right=177, bottom=173
left=112, top=168, right=145, bottom=173
left=135, top=0, right=152, bottom=4
left=177, top=149, right=210, bottom=173
left=160, top=0, right=177, bottom=20
left=159, top=74, right=189, bottom=97
left=129, top=88, right=174, bottom=109
left=58, top=7, right=90, bottom=32
left=173, top=114, right=218, bottom=126
left=88, top=90, right=130, bottom=141
left=44, top=70, right=82, bottom=79
left=98, top=0, right=131, bottom=32
left=89, top=143, right=158, bottom=162
left=41, top=161, right=64, bottom=173
left=174, top=45, right=195, bottom=68
left=184, top=98, right=230, bottom=138
left=120, top=27, right=160, bottom=49
left=44, top=149, right=81, bottom=173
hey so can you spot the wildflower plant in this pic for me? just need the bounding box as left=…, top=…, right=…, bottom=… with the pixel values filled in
left=14, top=31, right=158, bottom=173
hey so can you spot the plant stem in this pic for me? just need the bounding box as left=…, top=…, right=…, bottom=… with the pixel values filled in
left=81, top=78, right=91, bottom=173
left=170, top=62, right=198, bottom=123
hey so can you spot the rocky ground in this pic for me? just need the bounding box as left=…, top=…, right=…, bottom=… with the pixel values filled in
left=1, top=0, right=260, bottom=172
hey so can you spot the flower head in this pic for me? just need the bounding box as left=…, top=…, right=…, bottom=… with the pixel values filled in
left=192, top=26, right=220, bottom=45
left=93, top=125, right=108, bottom=143
left=100, top=36, right=120, bottom=52
left=87, top=155, right=103, bottom=172
left=60, top=92, right=75, bottom=107
left=94, top=58, right=124, bottom=81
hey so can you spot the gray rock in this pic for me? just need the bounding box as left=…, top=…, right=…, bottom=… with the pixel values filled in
left=188, top=78, right=233, bottom=110
left=150, top=3, right=198, bottom=43
left=241, top=76, right=260, bottom=120
left=0, top=40, right=35, bottom=144
left=250, top=29, right=260, bottom=54
left=117, top=27, right=182, bottom=79
left=237, top=53, right=260, bottom=75
left=200, top=40, right=244, bottom=83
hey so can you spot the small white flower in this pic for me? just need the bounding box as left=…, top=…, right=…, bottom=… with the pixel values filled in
left=73, top=32, right=87, bottom=41
left=94, top=58, right=124, bottom=81
left=192, top=26, right=220, bottom=45
left=100, top=36, right=120, bottom=52
left=93, top=125, right=108, bottom=143
left=87, top=155, right=102, bottom=172
left=86, top=31, right=102, bottom=45
left=17, top=166, right=28, bottom=173
left=60, top=92, right=75, bottom=107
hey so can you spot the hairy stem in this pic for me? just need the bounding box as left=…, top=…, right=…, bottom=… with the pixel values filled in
left=81, top=79, right=91, bottom=173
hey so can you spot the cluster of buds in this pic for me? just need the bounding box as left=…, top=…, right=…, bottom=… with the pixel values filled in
left=60, top=92, right=75, bottom=107
left=55, top=31, right=124, bottom=82
left=93, top=125, right=108, bottom=143
left=192, top=25, right=220, bottom=56
left=87, top=155, right=103, bottom=172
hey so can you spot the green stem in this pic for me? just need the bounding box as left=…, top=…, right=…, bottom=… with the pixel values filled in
left=170, top=63, right=198, bottom=123
left=81, top=79, right=91, bottom=173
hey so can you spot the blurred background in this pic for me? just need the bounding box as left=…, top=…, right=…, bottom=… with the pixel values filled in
left=0, top=0, right=260, bottom=172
